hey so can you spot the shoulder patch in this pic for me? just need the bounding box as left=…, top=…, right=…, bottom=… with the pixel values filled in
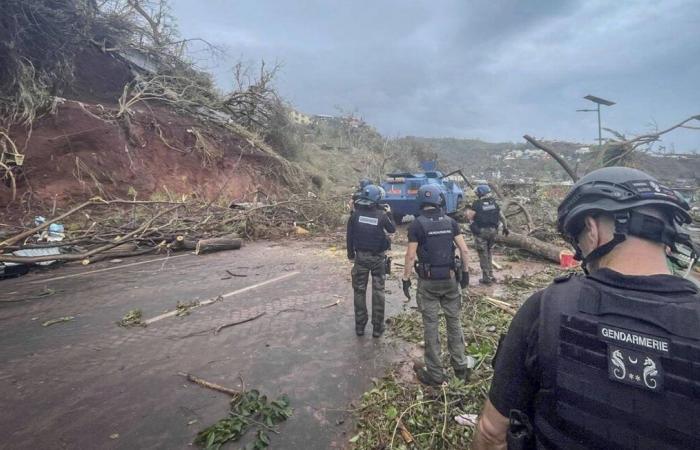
left=553, top=272, right=574, bottom=283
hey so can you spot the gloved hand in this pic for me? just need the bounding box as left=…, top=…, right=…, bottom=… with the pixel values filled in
left=348, top=251, right=355, bottom=261
left=502, top=227, right=510, bottom=236
left=402, top=278, right=412, bottom=299
left=460, top=271, right=470, bottom=289
left=383, top=204, right=391, bottom=213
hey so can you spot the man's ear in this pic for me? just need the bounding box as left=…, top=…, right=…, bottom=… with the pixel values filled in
left=579, top=215, right=600, bottom=250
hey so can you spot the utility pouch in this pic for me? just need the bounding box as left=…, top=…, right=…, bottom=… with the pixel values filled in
left=415, top=262, right=429, bottom=279
left=507, top=410, right=535, bottom=450
left=454, top=256, right=463, bottom=282
left=385, top=256, right=392, bottom=275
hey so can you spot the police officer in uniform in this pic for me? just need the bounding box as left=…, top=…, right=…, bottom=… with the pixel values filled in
left=471, top=167, right=700, bottom=450
left=350, top=178, right=372, bottom=210
left=467, top=184, right=508, bottom=285
left=402, top=184, right=473, bottom=385
left=347, top=184, right=396, bottom=337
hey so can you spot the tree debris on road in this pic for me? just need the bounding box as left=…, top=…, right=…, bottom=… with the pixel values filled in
left=118, top=309, right=145, bottom=327
left=41, top=316, right=75, bottom=327
left=178, top=372, right=241, bottom=398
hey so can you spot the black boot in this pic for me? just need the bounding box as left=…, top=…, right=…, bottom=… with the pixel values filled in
left=454, top=368, right=472, bottom=382
left=414, top=367, right=445, bottom=386
left=479, top=278, right=492, bottom=285
left=356, top=324, right=366, bottom=336
left=372, top=325, right=385, bottom=338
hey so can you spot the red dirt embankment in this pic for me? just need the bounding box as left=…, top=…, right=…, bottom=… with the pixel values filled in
left=2, top=100, right=290, bottom=213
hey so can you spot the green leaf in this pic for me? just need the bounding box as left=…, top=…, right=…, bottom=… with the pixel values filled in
left=206, top=432, right=216, bottom=448
left=385, top=406, right=398, bottom=420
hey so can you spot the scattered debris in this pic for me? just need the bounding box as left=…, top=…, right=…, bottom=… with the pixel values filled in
left=215, top=312, right=266, bottom=334
left=194, top=389, right=292, bottom=450
left=176, top=300, right=200, bottom=317
left=225, top=270, right=247, bottom=277
left=1, top=287, right=59, bottom=303
left=109, top=433, right=120, bottom=440
left=353, top=269, right=558, bottom=449
left=321, top=299, right=341, bottom=308
left=454, top=414, right=478, bottom=427
left=118, top=309, right=145, bottom=327
left=42, top=316, right=75, bottom=327
left=178, top=372, right=241, bottom=397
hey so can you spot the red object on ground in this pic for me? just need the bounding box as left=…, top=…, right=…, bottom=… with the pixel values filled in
left=560, top=250, right=576, bottom=268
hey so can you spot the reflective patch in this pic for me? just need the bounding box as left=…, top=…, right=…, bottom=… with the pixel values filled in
left=481, top=204, right=496, bottom=210
left=598, top=324, right=670, bottom=355
left=427, top=230, right=452, bottom=236
left=358, top=216, right=379, bottom=226
left=607, top=344, right=664, bottom=393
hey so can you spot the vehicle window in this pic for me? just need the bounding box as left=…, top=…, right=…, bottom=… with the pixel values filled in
left=406, top=181, right=421, bottom=195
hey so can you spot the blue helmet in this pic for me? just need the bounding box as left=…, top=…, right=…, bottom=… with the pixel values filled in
left=417, top=184, right=444, bottom=207
left=361, top=184, right=384, bottom=203
left=475, top=184, right=491, bottom=197
left=359, top=178, right=372, bottom=189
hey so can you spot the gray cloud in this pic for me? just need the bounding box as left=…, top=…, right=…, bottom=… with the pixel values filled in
left=172, top=0, right=700, bottom=150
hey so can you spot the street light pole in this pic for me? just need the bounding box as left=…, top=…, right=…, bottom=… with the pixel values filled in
left=577, top=95, right=615, bottom=148
left=596, top=102, right=601, bottom=147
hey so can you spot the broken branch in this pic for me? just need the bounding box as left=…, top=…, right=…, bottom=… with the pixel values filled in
left=178, top=372, right=241, bottom=397
left=214, top=312, right=266, bottom=334
left=523, top=135, right=579, bottom=182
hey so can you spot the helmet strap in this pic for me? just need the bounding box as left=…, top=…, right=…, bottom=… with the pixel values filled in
left=577, top=210, right=685, bottom=274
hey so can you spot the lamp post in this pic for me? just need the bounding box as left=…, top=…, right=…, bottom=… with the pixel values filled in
left=577, top=95, right=615, bottom=148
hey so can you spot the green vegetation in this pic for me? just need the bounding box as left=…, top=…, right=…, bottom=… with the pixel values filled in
left=195, top=390, right=292, bottom=450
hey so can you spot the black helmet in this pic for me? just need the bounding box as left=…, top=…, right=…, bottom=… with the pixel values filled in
left=557, top=167, right=693, bottom=269
left=558, top=167, right=691, bottom=240
left=417, top=184, right=444, bottom=208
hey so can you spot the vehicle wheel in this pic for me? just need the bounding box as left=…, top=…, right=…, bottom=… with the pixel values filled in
left=393, top=213, right=404, bottom=224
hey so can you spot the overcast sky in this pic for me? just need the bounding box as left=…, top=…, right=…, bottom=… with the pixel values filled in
left=170, top=0, right=700, bottom=151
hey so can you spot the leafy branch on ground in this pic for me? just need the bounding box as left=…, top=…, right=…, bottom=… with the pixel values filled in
left=118, top=309, right=145, bottom=327
left=195, top=389, right=292, bottom=450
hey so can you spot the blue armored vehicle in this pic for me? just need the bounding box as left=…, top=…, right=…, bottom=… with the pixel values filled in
left=380, top=170, right=465, bottom=223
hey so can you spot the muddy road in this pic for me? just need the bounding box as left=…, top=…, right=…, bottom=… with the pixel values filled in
left=0, top=233, right=549, bottom=449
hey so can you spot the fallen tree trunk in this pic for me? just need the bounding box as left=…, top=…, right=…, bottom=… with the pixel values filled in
left=494, top=231, right=563, bottom=263
left=170, top=235, right=197, bottom=251
left=195, top=236, right=242, bottom=255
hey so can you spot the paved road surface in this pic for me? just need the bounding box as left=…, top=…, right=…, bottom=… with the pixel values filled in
left=1, top=240, right=411, bottom=449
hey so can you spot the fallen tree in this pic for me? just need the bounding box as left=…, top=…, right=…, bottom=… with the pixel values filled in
left=0, top=194, right=345, bottom=266
left=495, top=231, right=564, bottom=263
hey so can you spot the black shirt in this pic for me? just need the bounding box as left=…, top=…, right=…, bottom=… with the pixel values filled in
left=488, top=268, right=699, bottom=417
left=407, top=208, right=461, bottom=243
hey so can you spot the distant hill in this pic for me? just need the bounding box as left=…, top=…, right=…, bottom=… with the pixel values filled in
left=399, top=137, right=700, bottom=187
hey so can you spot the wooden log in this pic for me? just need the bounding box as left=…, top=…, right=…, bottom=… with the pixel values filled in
left=170, top=235, right=197, bottom=251
left=195, top=236, right=242, bottom=255
left=494, top=231, right=563, bottom=263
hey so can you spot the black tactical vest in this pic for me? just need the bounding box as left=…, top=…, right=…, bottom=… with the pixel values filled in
left=415, top=214, right=455, bottom=279
left=474, top=197, right=500, bottom=228
left=351, top=206, right=389, bottom=253
left=533, top=274, right=700, bottom=450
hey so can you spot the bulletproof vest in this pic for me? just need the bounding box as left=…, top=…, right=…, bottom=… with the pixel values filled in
left=351, top=206, right=389, bottom=253
left=474, top=197, right=500, bottom=228
left=533, top=275, right=700, bottom=450
left=415, top=214, right=455, bottom=279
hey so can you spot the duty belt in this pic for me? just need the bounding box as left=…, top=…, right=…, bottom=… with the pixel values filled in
left=356, top=249, right=386, bottom=256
